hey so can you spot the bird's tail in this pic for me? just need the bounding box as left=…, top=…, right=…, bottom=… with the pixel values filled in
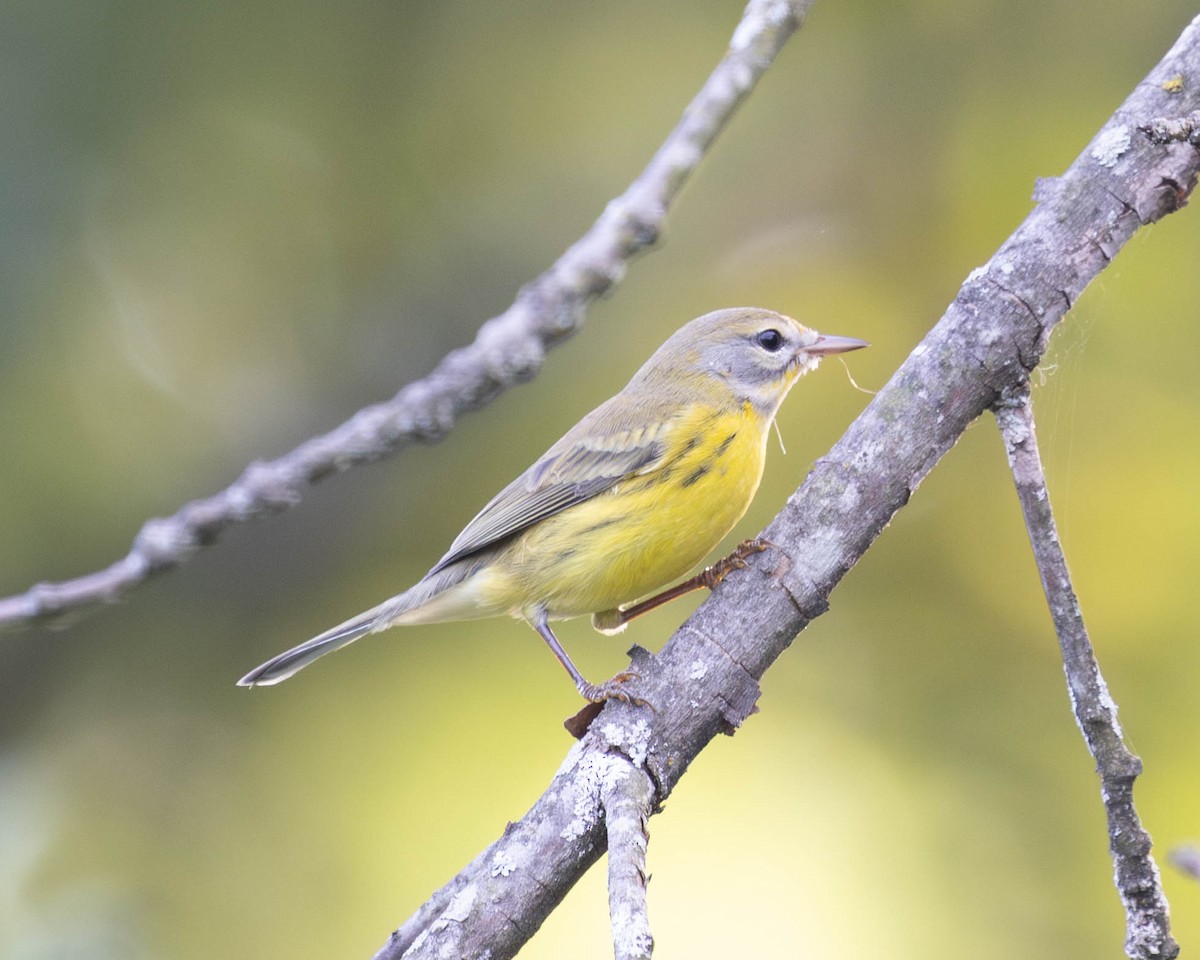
left=237, top=600, right=393, bottom=687
left=236, top=560, right=487, bottom=687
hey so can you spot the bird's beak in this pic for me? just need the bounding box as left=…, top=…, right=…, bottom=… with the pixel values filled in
left=807, top=333, right=870, bottom=356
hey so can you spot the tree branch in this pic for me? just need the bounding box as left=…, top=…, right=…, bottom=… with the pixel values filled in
left=995, top=393, right=1177, bottom=960
left=0, top=0, right=814, bottom=631
left=376, top=15, right=1200, bottom=959
left=603, top=760, right=655, bottom=960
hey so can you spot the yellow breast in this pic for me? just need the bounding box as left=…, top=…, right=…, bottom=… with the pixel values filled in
left=497, top=401, right=770, bottom=619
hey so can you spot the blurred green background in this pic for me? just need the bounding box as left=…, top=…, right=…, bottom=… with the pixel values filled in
left=2, top=1, right=1198, bottom=957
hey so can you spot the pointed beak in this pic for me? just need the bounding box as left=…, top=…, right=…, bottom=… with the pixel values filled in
left=807, top=333, right=870, bottom=356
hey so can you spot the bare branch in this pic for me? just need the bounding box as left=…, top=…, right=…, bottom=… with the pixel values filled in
left=995, top=394, right=1177, bottom=960
left=0, top=0, right=815, bottom=631
left=603, top=760, right=655, bottom=960
left=375, top=15, right=1200, bottom=958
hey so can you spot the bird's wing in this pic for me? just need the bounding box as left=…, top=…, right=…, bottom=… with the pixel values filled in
left=429, top=394, right=682, bottom=573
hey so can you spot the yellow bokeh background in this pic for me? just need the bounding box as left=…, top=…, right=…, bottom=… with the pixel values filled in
left=1, top=1, right=1198, bottom=958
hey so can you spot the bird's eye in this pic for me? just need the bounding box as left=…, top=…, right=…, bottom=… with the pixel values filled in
left=756, top=328, right=784, bottom=352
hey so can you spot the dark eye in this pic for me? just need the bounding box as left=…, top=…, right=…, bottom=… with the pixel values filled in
left=756, top=328, right=783, bottom=352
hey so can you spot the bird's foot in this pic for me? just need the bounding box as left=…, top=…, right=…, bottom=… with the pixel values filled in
left=564, top=671, right=652, bottom=739
left=701, top=537, right=776, bottom=589
left=577, top=670, right=646, bottom=706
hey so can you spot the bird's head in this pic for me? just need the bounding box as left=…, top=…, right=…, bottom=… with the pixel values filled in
left=633, top=307, right=868, bottom=415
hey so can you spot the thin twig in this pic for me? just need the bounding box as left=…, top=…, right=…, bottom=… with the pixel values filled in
left=994, top=392, right=1177, bottom=960
left=603, top=760, right=655, bottom=960
left=0, top=0, right=815, bottom=631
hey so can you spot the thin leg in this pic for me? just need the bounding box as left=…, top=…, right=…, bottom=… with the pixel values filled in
left=603, top=538, right=773, bottom=629
left=530, top=608, right=640, bottom=703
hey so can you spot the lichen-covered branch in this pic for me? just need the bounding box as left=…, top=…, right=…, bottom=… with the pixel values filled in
left=603, top=760, right=655, bottom=960
left=0, top=0, right=814, bottom=631
left=372, top=727, right=648, bottom=960
left=996, top=394, right=1177, bottom=960
left=376, top=16, right=1200, bottom=959
left=1139, top=108, right=1200, bottom=144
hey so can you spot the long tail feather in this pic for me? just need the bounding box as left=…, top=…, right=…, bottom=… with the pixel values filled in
left=236, top=560, right=487, bottom=688
left=237, top=603, right=387, bottom=687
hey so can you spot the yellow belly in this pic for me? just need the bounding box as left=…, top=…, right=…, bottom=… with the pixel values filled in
left=489, top=403, right=769, bottom=619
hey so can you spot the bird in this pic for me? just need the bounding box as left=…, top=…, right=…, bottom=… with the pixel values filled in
left=238, top=307, right=867, bottom=701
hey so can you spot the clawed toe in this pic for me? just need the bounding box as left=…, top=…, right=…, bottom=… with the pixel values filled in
left=734, top=537, right=775, bottom=560
left=704, top=537, right=778, bottom=586
left=564, top=670, right=656, bottom=736
left=577, top=671, right=649, bottom=708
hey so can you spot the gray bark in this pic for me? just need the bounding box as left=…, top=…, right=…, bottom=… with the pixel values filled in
left=997, top=394, right=1177, bottom=959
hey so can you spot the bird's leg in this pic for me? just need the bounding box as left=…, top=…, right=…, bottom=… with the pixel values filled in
left=531, top=609, right=641, bottom=704
left=600, top=538, right=774, bottom=629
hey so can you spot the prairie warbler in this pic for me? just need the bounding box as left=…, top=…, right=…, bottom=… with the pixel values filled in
left=239, top=308, right=867, bottom=700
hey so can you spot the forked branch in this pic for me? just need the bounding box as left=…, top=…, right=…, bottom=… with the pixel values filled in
left=376, top=14, right=1200, bottom=960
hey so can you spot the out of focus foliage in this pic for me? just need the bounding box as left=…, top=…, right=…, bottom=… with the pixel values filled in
left=1, top=1, right=1198, bottom=958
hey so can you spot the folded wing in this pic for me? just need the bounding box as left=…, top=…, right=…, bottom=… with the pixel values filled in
left=430, top=395, right=679, bottom=573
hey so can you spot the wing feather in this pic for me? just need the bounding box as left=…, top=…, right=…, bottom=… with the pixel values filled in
left=429, top=394, right=679, bottom=573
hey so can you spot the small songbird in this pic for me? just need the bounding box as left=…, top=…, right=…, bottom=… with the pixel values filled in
left=238, top=308, right=867, bottom=700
